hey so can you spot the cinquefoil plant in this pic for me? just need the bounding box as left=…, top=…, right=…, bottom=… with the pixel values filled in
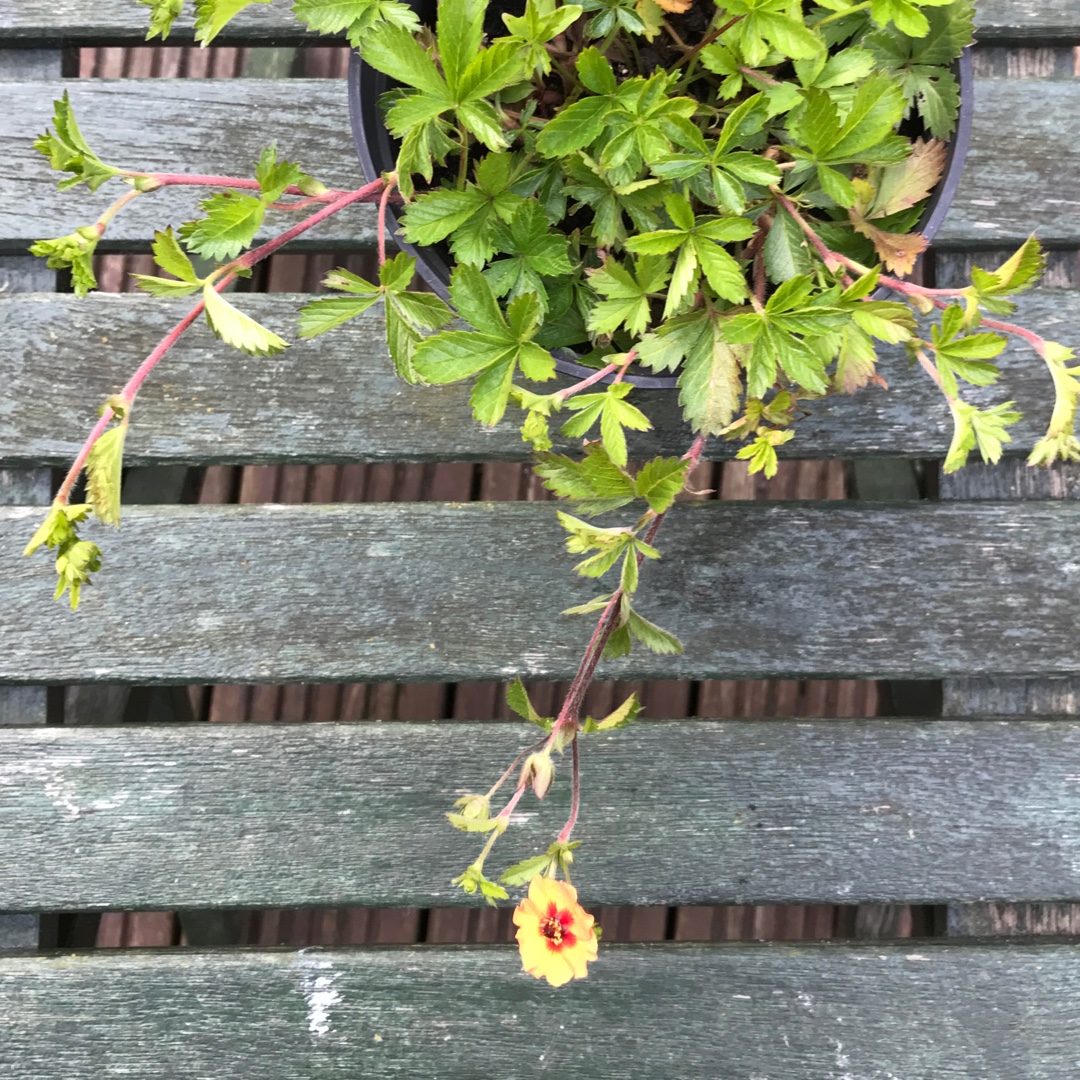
left=23, top=0, right=1078, bottom=984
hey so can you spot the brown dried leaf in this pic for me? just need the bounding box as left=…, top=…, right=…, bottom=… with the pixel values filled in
left=849, top=212, right=929, bottom=276
left=865, top=139, right=947, bottom=219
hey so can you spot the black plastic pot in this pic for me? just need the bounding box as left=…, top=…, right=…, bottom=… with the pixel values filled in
left=349, top=36, right=974, bottom=389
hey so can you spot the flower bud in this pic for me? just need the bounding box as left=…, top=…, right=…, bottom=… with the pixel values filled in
left=520, top=752, right=555, bottom=800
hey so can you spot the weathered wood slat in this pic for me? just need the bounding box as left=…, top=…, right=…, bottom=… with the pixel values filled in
left=0, top=81, right=372, bottom=254
left=1, top=79, right=1079, bottom=251
left=2, top=0, right=1077, bottom=44
left=3, top=501, right=1080, bottom=683
left=3, top=943, right=1080, bottom=1078
left=4, top=719, right=1080, bottom=909
left=1, top=289, right=1075, bottom=465
left=976, top=1, right=1080, bottom=40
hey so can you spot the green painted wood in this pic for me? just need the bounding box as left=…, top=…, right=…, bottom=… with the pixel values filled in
left=4, top=719, right=1080, bottom=909
left=2, top=0, right=1077, bottom=43
left=2, top=943, right=1080, bottom=1078
left=3, top=501, right=1080, bottom=683
left=1, top=79, right=1079, bottom=251
left=2, top=289, right=1076, bottom=466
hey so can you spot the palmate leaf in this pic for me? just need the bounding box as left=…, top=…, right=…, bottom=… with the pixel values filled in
left=560, top=383, right=652, bottom=467
left=534, top=442, right=638, bottom=515
left=298, top=256, right=452, bottom=381
left=411, top=268, right=552, bottom=424
left=585, top=256, right=670, bottom=338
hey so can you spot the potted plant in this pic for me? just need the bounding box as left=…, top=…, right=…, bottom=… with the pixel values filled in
left=22, top=0, right=1078, bottom=987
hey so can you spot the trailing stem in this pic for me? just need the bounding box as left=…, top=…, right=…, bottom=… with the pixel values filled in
left=548, top=431, right=708, bottom=843
left=55, top=179, right=386, bottom=506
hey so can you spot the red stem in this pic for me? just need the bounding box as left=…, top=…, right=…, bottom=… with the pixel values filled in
left=55, top=180, right=385, bottom=506
left=555, top=362, right=619, bottom=401
left=124, top=173, right=351, bottom=200
left=556, top=736, right=580, bottom=844
left=377, top=180, right=395, bottom=266
left=550, top=435, right=708, bottom=845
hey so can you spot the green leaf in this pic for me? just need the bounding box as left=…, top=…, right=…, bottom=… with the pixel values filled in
left=451, top=263, right=510, bottom=334
left=139, top=0, right=186, bottom=40
left=944, top=400, right=1021, bottom=473
left=412, top=331, right=516, bottom=383
left=401, top=188, right=490, bottom=246
left=438, top=0, right=486, bottom=92
left=254, top=143, right=317, bottom=203
left=179, top=191, right=266, bottom=261
left=292, top=0, right=421, bottom=41
left=29, top=226, right=101, bottom=297
left=506, top=677, right=552, bottom=728
left=24, top=502, right=101, bottom=612
left=457, top=40, right=525, bottom=101
left=446, top=812, right=504, bottom=833
left=85, top=419, right=129, bottom=528
left=499, top=852, right=557, bottom=886
left=452, top=865, right=510, bottom=906
left=297, top=294, right=382, bottom=337
left=536, top=97, right=611, bottom=157
left=576, top=46, right=618, bottom=95
left=585, top=256, right=670, bottom=338
left=203, top=285, right=289, bottom=356
left=626, top=607, right=682, bottom=655
left=634, top=456, right=690, bottom=514
left=362, top=22, right=452, bottom=99
left=534, top=443, right=638, bottom=515
left=193, top=0, right=270, bottom=44
left=151, top=226, right=201, bottom=283
left=762, top=206, right=813, bottom=284
left=582, top=692, right=641, bottom=732
left=33, top=92, right=120, bottom=192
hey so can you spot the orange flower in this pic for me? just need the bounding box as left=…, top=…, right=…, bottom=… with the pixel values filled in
left=513, top=877, right=598, bottom=987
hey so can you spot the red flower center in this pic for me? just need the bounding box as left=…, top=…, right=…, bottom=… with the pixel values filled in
left=540, top=903, right=576, bottom=949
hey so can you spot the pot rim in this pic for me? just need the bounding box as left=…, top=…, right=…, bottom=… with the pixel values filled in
left=348, top=42, right=975, bottom=391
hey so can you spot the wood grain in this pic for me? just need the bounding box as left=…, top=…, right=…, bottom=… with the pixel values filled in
left=3, top=943, right=1080, bottom=1078
left=4, top=718, right=1080, bottom=910
left=2, top=289, right=1077, bottom=466
left=6, top=500, right=1080, bottom=683
left=2, top=0, right=1076, bottom=42
left=2, top=79, right=1080, bottom=252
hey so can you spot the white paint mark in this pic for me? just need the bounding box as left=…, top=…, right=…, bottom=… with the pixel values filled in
left=973, top=221, right=1000, bottom=230
left=733, top=994, right=751, bottom=1000
left=295, top=954, right=343, bottom=1038
left=796, top=992, right=815, bottom=1013
left=970, top=198, right=997, bottom=206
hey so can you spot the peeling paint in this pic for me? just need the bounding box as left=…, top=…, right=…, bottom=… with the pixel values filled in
left=295, top=954, right=343, bottom=1038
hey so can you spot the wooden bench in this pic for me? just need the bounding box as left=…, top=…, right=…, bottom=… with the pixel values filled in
left=3, top=2, right=1080, bottom=1074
